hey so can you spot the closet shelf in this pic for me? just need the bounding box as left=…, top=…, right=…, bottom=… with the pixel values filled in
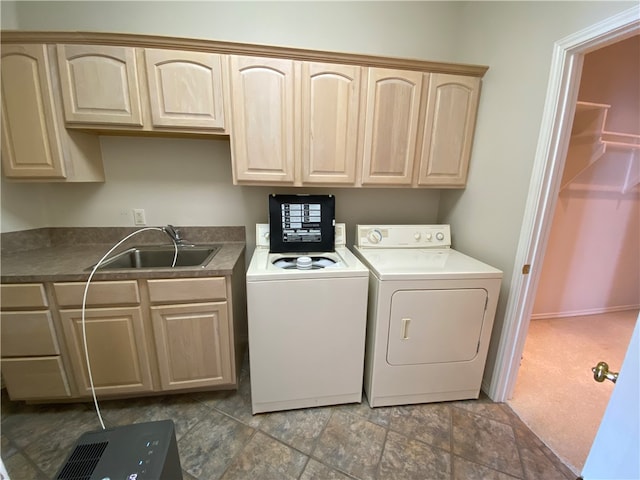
left=561, top=102, right=640, bottom=192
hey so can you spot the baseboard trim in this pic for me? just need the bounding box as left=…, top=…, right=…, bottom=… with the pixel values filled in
left=531, top=304, right=640, bottom=320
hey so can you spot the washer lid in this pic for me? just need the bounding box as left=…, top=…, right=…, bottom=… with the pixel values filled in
left=352, top=246, right=503, bottom=280
left=268, top=194, right=335, bottom=253
left=247, top=247, right=369, bottom=281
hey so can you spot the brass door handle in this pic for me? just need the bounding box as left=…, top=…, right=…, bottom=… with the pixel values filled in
left=592, top=361, right=619, bottom=384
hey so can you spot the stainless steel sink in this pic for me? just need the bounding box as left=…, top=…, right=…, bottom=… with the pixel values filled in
left=92, top=244, right=220, bottom=270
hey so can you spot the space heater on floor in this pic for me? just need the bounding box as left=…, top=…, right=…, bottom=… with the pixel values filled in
left=54, top=420, right=182, bottom=480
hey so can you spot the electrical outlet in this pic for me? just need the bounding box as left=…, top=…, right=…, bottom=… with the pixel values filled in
left=133, top=209, right=146, bottom=226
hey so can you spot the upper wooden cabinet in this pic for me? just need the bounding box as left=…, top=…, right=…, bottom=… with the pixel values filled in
left=417, top=74, right=481, bottom=187
left=229, top=63, right=481, bottom=188
left=229, top=56, right=295, bottom=184
left=0, top=44, right=104, bottom=182
left=144, top=48, right=225, bottom=129
left=57, top=44, right=226, bottom=132
left=1, top=32, right=487, bottom=187
left=57, top=44, right=143, bottom=126
left=300, top=62, right=361, bottom=185
left=361, top=68, right=423, bottom=186
left=229, top=57, right=362, bottom=186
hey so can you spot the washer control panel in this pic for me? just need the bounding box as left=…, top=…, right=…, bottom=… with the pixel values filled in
left=356, top=225, right=451, bottom=248
left=257, top=223, right=346, bottom=248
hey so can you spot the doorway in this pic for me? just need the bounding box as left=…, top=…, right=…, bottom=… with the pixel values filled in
left=509, top=37, right=639, bottom=474
left=487, top=5, right=640, bottom=475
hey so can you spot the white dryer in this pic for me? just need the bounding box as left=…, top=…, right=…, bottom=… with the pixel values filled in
left=352, top=225, right=503, bottom=407
left=246, top=195, right=369, bottom=414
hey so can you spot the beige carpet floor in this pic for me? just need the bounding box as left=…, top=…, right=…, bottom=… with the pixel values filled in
left=508, top=309, right=638, bottom=475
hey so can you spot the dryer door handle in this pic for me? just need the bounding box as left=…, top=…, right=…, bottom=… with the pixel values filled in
left=401, top=318, right=411, bottom=340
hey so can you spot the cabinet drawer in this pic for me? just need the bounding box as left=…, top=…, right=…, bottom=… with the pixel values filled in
left=1, top=311, right=60, bottom=356
left=147, top=277, right=227, bottom=303
left=1, top=356, right=71, bottom=400
left=54, top=280, right=140, bottom=307
left=1, top=283, right=48, bottom=309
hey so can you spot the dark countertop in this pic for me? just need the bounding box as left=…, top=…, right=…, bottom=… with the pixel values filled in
left=1, top=226, right=246, bottom=283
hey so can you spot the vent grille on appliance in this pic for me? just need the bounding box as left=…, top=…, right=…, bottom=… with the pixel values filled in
left=56, top=441, right=108, bottom=480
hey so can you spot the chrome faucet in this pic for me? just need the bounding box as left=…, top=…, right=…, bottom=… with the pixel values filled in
left=164, top=225, right=184, bottom=245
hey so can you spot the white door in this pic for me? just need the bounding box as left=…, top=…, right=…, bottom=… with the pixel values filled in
left=582, top=313, right=639, bottom=479
left=387, top=289, right=487, bottom=365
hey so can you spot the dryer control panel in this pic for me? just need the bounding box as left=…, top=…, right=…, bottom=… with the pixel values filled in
left=356, top=225, right=451, bottom=248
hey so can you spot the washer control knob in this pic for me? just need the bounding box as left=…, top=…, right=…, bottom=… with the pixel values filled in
left=367, top=229, right=383, bottom=244
left=435, top=232, right=445, bottom=241
left=414, top=232, right=421, bottom=241
left=425, top=233, right=433, bottom=241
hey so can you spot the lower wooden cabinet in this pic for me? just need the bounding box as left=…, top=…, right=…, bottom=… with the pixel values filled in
left=151, top=302, right=232, bottom=390
left=0, top=274, right=245, bottom=403
left=0, top=283, right=72, bottom=400
left=59, top=306, right=154, bottom=396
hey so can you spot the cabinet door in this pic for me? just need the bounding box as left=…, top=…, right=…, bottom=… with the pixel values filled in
left=229, top=56, right=295, bottom=183
left=300, top=62, right=361, bottom=184
left=59, top=307, right=153, bottom=396
left=150, top=302, right=232, bottom=390
left=1, top=44, right=66, bottom=178
left=361, top=68, right=423, bottom=185
left=57, top=44, right=143, bottom=126
left=418, top=74, right=480, bottom=187
left=144, top=49, right=225, bottom=129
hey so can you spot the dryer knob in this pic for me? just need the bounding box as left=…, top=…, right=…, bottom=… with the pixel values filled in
left=264, top=232, right=270, bottom=240
left=425, top=233, right=433, bottom=241
left=435, top=232, right=445, bottom=241
left=367, top=229, right=383, bottom=244
left=414, top=232, right=421, bottom=241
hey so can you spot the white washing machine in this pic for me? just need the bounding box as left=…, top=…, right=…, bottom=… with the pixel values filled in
left=246, top=195, right=369, bottom=414
left=352, top=224, right=503, bottom=407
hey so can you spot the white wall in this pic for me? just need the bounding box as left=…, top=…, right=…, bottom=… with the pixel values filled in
left=30, top=136, right=439, bottom=252
left=2, top=0, right=636, bottom=392
left=3, top=1, right=461, bottom=59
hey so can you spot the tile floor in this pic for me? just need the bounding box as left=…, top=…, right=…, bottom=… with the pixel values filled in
left=2, top=360, right=577, bottom=480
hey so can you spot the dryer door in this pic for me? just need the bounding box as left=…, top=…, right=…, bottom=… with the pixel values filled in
left=387, top=288, right=487, bottom=365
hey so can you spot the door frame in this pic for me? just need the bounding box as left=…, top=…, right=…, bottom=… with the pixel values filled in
left=488, top=6, right=640, bottom=402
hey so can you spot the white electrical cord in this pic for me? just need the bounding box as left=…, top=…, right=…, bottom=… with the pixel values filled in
left=82, top=227, right=178, bottom=429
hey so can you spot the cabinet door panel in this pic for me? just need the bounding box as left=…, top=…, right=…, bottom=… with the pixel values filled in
left=59, top=307, right=153, bottom=395
left=1, top=311, right=60, bottom=356
left=418, top=74, right=480, bottom=187
left=151, top=302, right=232, bottom=390
left=0, top=283, right=48, bottom=309
left=229, top=56, right=295, bottom=183
left=145, top=49, right=225, bottom=129
left=147, top=277, right=226, bottom=304
left=361, top=68, right=423, bottom=185
left=54, top=280, right=140, bottom=308
left=1, top=44, right=66, bottom=178
left=301, top=62, right=360, bottom=184
left=1, top=357, right=71, bottom=400
left=57, top=45, right=143, bottom=126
